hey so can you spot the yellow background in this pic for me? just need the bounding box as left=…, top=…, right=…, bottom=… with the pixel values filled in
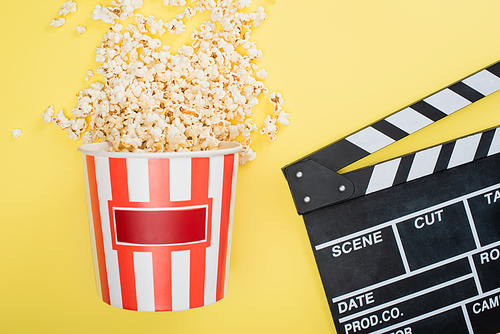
left=2, top=0, right=500, bottom=333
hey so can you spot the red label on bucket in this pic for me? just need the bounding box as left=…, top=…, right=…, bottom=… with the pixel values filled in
left=114, top=206, right=207, bottom=245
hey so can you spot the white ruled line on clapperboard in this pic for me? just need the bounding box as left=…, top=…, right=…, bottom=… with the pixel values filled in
left=329, top=238, right=500, bottom=306
left=315, top=181, right=500, bottom=252
left=282, top=60, right=500, bottom=334
left=366, top=286, right=500, bottom=334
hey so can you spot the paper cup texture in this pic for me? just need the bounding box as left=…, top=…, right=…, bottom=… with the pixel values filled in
left=78, top=142, right=241, bottom=312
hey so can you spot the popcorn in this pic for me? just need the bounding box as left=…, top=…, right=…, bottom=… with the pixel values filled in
left=168, top=0, right=187, bottom=6
left=52, top=109, right=71, bottom=129
left=50, top=18, right=66, bottom=28
left=236, top=0, right=252, bottom=9
left=92, top=5, right=119, bottom=24
left=277, top=109, right=290, bottom=126
left=165, top=18, right=186, bottom=35
left=92, top=0, right=144, bottom=24
left=184, top=7, right=197, bottom=19
left=147, top=15, right=166, bottom=36
left=85, top=70, right=94, bottom=81
left=270, top=92, right=283, bottom=107
left=45, top=0, right=288, bottom=163
left=12, top=129, right=22, bottom=139
left=50, top=1, right=77, bottom=27
left=260, top=115, right=278, bottom=141
left=76, top=25, right=87, bottom=34
left=256, top=68, right=268, bottom=80
left=258, top=92, right=288, bottom=140
left=58, top=1, right=77, bottom=16
left=42, top=105, right=56, bottom=123
left=249, top=6, right=267, bottom=27
left=270, top=92, right=289, bottom=125
left=43, top=105, right=87, bottom=140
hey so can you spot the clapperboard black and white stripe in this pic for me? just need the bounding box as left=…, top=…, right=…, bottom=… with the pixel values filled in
left=302, top=61, right=500, bottom=171
left=345, top=127, right=500, bottom=199
left=284, top=60, right=500, bottom=214
left=282, top=60, right=500, bottom=334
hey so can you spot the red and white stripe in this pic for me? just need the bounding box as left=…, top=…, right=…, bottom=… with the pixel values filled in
left=82, top=152, right=239, bottom=312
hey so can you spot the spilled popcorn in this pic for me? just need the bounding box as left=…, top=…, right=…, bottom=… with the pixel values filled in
left=58, top=1, right=77, bottom=16
left=85, top=70, right=94, bottom=81
left=44, top=0, right=288, bottom=164
left=76, top=25, right=87, bottom=34
left=50, top=0, right=77, bottom=27
left=50, top=18, right=66, bottom=28
left=12, top=129, right=22, bottom=139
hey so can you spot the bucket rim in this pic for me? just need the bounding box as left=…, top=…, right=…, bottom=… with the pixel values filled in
left=77, top=141, right=242, bottom=159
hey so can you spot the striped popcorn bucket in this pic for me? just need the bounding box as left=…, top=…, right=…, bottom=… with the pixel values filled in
left=78, top=142, right=241, bottom=312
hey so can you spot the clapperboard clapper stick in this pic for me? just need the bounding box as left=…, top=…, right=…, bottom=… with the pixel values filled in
left=282, top=61, right=500, bottom=334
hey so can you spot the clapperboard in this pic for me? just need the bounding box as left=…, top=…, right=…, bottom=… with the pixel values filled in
left=283, top=61, right=500, bottom=334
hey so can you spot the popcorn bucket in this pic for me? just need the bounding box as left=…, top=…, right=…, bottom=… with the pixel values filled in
left=78, top=142, right=241, bottom=312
